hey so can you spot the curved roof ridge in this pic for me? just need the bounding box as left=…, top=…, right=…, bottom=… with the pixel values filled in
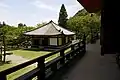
left=44, top=22, right=61, bottom=35
left=51, top=21, right=63, bottom=33
left=24, top=21, right=52, bottom=34
left=24, top=20, right=75, bottom=36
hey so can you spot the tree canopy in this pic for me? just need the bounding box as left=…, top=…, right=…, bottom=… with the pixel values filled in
left=58, top=4, right=68, bottom=29
left=67, top=9, right=101, bottom=42
left=36, top=22, right=47, bottom=28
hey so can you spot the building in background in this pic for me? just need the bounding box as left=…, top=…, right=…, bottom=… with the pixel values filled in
left=24, top=20, right=75, bottom=48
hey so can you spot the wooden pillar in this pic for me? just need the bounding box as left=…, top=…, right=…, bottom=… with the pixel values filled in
left=100, top=0, right=120, bottom=55
left=100, top=9, right=104, bottom=56
left=62, top=35, right=65, bottom=45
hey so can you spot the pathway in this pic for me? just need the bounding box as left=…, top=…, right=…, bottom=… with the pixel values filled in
left=51, top=40, right=120, bottom=80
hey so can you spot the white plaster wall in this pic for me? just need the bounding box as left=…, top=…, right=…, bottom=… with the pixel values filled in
left=39, top=38, right=43, bottom=45
left=66, top=37, right=68, bottom=43
left=50, top=38, right=57, bottom=46
left=59, top=38, right=62, bottom=45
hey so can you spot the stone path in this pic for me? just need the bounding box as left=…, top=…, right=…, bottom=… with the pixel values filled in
left=6, top=55, right=29, bottom=64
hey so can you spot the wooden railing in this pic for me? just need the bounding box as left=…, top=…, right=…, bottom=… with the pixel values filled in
left=0, top=36, right=86, bottom=80
left=91, top=33, right=99, bottom=44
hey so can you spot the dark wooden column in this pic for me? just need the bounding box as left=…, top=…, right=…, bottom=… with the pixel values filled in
left=62, top=35, right=65, bottom=45
left=100, top=0, right=120, bottom=55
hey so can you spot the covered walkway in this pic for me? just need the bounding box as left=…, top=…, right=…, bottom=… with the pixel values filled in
left=51, top=40, right=120, bottom=80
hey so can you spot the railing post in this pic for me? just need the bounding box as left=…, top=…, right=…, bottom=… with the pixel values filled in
left=78, top=42, right=81, bottom=54
left=71, top=45, right=75, bottom=58
left=96, top=33, right=99, bottom=39
left=71, top=45, right=74, bottom=51
left=37, top=57, right=45, bottom=80
left=51, top=62, right=57, bottom=73
left=0, top=75, right=7, bottom=80
left=83, top=34, right=86, bottom=53
left=60, top=49, right=65, bottom=66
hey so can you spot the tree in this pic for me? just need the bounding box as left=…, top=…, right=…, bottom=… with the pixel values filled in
left=67, top=11, right=100, bottom=42
left=2, top=32, right=6, bottom=62
left=18, top=23, right=24, bottom=28
left=2, top=21, right=6, bottom=26
left=74, top=9, right=89, bottom=16
left=36, top=22, right=47, bottom=28
left=0, top=23, right=2, bottom=62
left=58, top=4, right=68, bottom=29
left=0, top=22, right=7, bottom=62
left=0, top=22, right=2, bottom=28
left=23, top=24, right=26, bottom=26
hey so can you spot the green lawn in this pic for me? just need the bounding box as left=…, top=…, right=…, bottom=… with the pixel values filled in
left=0, top=48, right=72, bottom=80
left=45, top=52, right=60, bottom=63
left=7, top=65, right=36, bottom=80
left=10, top=49, right=51, bottom=60
left=0, top=49, right=51, bottom=80
left=0, top=62, right=36, bottom=80
left=0, top=63, right=14, bottom=72
left=0, top=50, right=50, bottom=71
left=65, top=48, right=71, bottom=54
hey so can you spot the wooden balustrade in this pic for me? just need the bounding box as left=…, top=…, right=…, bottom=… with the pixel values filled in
left=0, top=38, right=86, bottom=80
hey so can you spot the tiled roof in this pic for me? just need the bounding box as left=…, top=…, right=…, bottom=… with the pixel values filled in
left=24, top=20, right=75, bottom=36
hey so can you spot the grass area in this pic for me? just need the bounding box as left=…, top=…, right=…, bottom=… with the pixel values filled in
left=64, top=48, right=71, bottom=54
left=0, top=50, right=50, bottom=71
left=10, top=49, right=51, bottom=60
left=0, top=48, right=72, bottom=80
left=10, top=48, right=71, bottom=62
left=45, top=52, right=60, bottom=63
left=0, top=62, right=36, bottom=80
left=7, top=65, right=36, bottom=80
left=0, top=63, right=14, bottom=72
left=0, top=49, right=51, bottom=80
left=45, top=48, right=71, bottom=63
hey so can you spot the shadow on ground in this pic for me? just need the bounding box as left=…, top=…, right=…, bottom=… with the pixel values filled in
left=47, top=51, right=87, bottom=80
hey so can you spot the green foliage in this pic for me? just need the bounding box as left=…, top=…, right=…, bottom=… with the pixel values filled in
left=67, top=9, right=100, bottom=42
left=36, top=22, right=47, bottom=28
left=2, top=21, right=6, bottom=26
left=10, top=50, right=50, bottom=60
left=74, top=9, right=89, bottom=16
left=58, top=4, right=68, bottom=28
left=0, top=21, right=48, bottom=51
left=0, top=23, right=35, bottom=50
left=18, top=23, right=24, bottom=28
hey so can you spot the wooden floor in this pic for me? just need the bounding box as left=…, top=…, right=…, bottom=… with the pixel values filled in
left=50, top=40, right=120, bottom=80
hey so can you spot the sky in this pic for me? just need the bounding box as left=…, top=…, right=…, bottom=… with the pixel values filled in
left=0, top=0, right=83, bottom=26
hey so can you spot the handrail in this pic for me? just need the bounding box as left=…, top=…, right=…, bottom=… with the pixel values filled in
left=0, top=37, right=86, bottom=80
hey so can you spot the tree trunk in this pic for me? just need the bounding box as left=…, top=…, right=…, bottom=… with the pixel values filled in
left=0, top=47, right=2, bottom=62
left=3, top=34, right=6, bottom=62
